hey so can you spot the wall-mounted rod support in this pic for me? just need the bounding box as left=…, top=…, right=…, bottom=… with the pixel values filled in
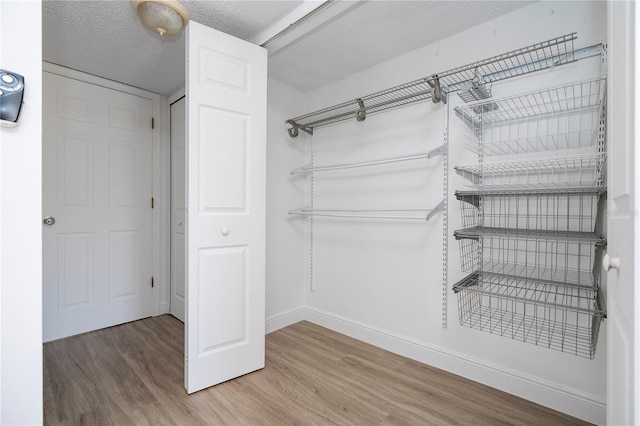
left=427, top=144, right=446, bottom=159
left=428, top=76, right=446, bottom=104
left=355, top=98, right=366, bottom=121
left=426, top=199, right=445, bottom=222
left=286, top=119, right=314, bottom=138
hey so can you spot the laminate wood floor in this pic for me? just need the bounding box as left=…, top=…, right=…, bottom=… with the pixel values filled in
left=44, top=315, right=590, bottom=425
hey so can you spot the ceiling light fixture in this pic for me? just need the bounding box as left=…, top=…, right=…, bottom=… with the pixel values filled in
left=132, top=0, right=189, bottom=36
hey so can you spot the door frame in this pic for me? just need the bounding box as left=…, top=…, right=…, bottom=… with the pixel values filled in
left=168, top=88, right=185, bottom=320
left=42, top=62, right=171, bottom=317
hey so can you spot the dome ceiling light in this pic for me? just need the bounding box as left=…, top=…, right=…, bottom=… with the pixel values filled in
left=132, top=0, right=189, bottom=36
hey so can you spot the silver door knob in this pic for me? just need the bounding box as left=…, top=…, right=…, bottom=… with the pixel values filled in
left=221, top=227, right=230, bottom=236
left=602, top=253, right=621, bottom=271
left=43, top=216, right=55, bottom=226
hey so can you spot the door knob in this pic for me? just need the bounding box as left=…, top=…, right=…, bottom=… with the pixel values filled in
left=43, top=216, right=55, bottom=226
left=221, top=227, right=230, bottom=236
left=602, top=253, right=620, bottom=271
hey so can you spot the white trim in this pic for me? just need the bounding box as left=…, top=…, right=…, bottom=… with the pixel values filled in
left=44, top=62, right=159, bottom=100
left=249, top=1, right=328, bottom=46
left=42, top=62, right=169, bottom=318
left=158, top=92, right=171, bottom=316
left=259, top=1, right=364, bottom=56
left=159, top=303, right=169, bottom=315
left=265, top=307, right=308, bottom=333
left=168, top=87, right=185, bottom=105
left=267, top=306, right=605, bottom=424
left=634, top=2, right=640, bottom=421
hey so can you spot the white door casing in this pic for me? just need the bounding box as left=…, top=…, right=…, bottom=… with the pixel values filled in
left=170, top=96, right=186, bottom=322
left=43, top=72, right=154, bottom=342
left=606, top=1, right=638, bottom=424
left=185, top=21, right=267, bottom=393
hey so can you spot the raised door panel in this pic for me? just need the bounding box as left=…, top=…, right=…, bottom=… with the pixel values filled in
left=57, top=233, right=93, bottom=308
left=197, top=107, right=247, bottom=212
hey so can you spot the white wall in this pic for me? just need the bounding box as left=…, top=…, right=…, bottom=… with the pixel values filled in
left=0, top=1, right=43, bottom=424
left=265, top=78, right=307, bottom=323
left=269, top=1, right=607, bottom=423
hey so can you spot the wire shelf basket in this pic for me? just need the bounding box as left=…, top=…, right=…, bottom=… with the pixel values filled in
left=456, top=187, right=606, bottom=232
left=453, top=271, right=605, bottom=359
left=455, top=76, right=607, bottom=156
left=454, top=228, right=605, bottom=287
left=454, top=152, right=606, bottom=189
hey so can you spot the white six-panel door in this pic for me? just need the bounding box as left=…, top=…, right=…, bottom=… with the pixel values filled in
left=170, top=97, right=186, bottom=322
left=185, top=21, right=267, bottom=393
left=42, top=72, right=153, bottom=342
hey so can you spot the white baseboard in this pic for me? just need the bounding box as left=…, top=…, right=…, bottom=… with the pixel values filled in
left=265, top=307, right=309, bottom=334
left=157, top=303, right=170, bottom=315
left=266, top=306, right=605, bottom=425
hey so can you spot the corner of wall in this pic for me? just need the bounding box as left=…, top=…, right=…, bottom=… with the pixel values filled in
left=1, top=1, right=43, bottom=424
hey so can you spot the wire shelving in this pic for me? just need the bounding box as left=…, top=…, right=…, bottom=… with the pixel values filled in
left=452, top=75, right=607, bottom=358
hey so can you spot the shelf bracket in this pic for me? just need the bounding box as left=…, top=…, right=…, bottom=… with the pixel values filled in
left=355, top=98, right=367, bottom=122
left=427, top=199, right=445, bottom=222
left=427, top=144, right=446, bottom=159
left=286, top=120, right=314, bottom=138
left=428, top=75, right=447, bottom=104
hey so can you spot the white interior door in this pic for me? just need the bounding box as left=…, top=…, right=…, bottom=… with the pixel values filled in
left=606, top=2, right=638, bottom=424
left=185, top=21, right=267, bottom=393
left=170, top=97, right=186, bottom=322
left=43, top=72, right=153, bottom=342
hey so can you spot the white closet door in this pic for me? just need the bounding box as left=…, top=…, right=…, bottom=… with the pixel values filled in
left=185, top=21, right=267, bottom=393
left=170, top=97, right=186, bottom=322
left=606, top=1, right=638, bottom=424
left=42, top=72, right=153, bottom=342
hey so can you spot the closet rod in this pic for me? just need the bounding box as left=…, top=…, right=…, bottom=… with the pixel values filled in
left=290, top=145, right=445, bottom=175
left=285, top=34, right=605, bottom=137
left=289, top=200, right=444, bottom=221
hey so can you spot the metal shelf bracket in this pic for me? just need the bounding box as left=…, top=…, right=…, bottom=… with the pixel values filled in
left=427, top=144, right=446, bottom=159
left=286, top=119, right=314, bottom=138
left=428, top=75, right=447, bottom=104
left=427, top=199, right=445, bottom=222
left=355, top=98, right=366, bottom=122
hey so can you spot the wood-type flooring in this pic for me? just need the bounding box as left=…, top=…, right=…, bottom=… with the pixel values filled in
left=43, top=315, right=591, bottom=425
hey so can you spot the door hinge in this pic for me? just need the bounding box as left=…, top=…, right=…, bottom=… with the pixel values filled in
left=151, top=276, right=155, bottom=288
left=151, top=117, right=155, bottom=129
left=151, top=197, right=155, bottom=209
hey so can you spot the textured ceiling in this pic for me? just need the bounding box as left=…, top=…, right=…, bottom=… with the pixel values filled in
left=42, top=0, right=304, bottom=95
left=269, top=1, right=533, bottom=92
left=42, top=0, right=533, bottom=96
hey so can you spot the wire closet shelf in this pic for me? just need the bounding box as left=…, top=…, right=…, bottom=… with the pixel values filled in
left=289, top=201, right=444, bottom=222
left=454, top=152, right=606, bottom=189
left=285, top=33, right=586, bottom=136
left=455, top=76, right=607, bottom=156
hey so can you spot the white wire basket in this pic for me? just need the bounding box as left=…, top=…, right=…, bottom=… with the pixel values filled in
left=454, top=152, right=606, bottom=189
left=453, top=271, right=605, bottom=359
left=454, top=228, right=606, bottom=287
left=455, top=76, right=607, bottom=156
left=456, top=187, right=606, bottom=232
